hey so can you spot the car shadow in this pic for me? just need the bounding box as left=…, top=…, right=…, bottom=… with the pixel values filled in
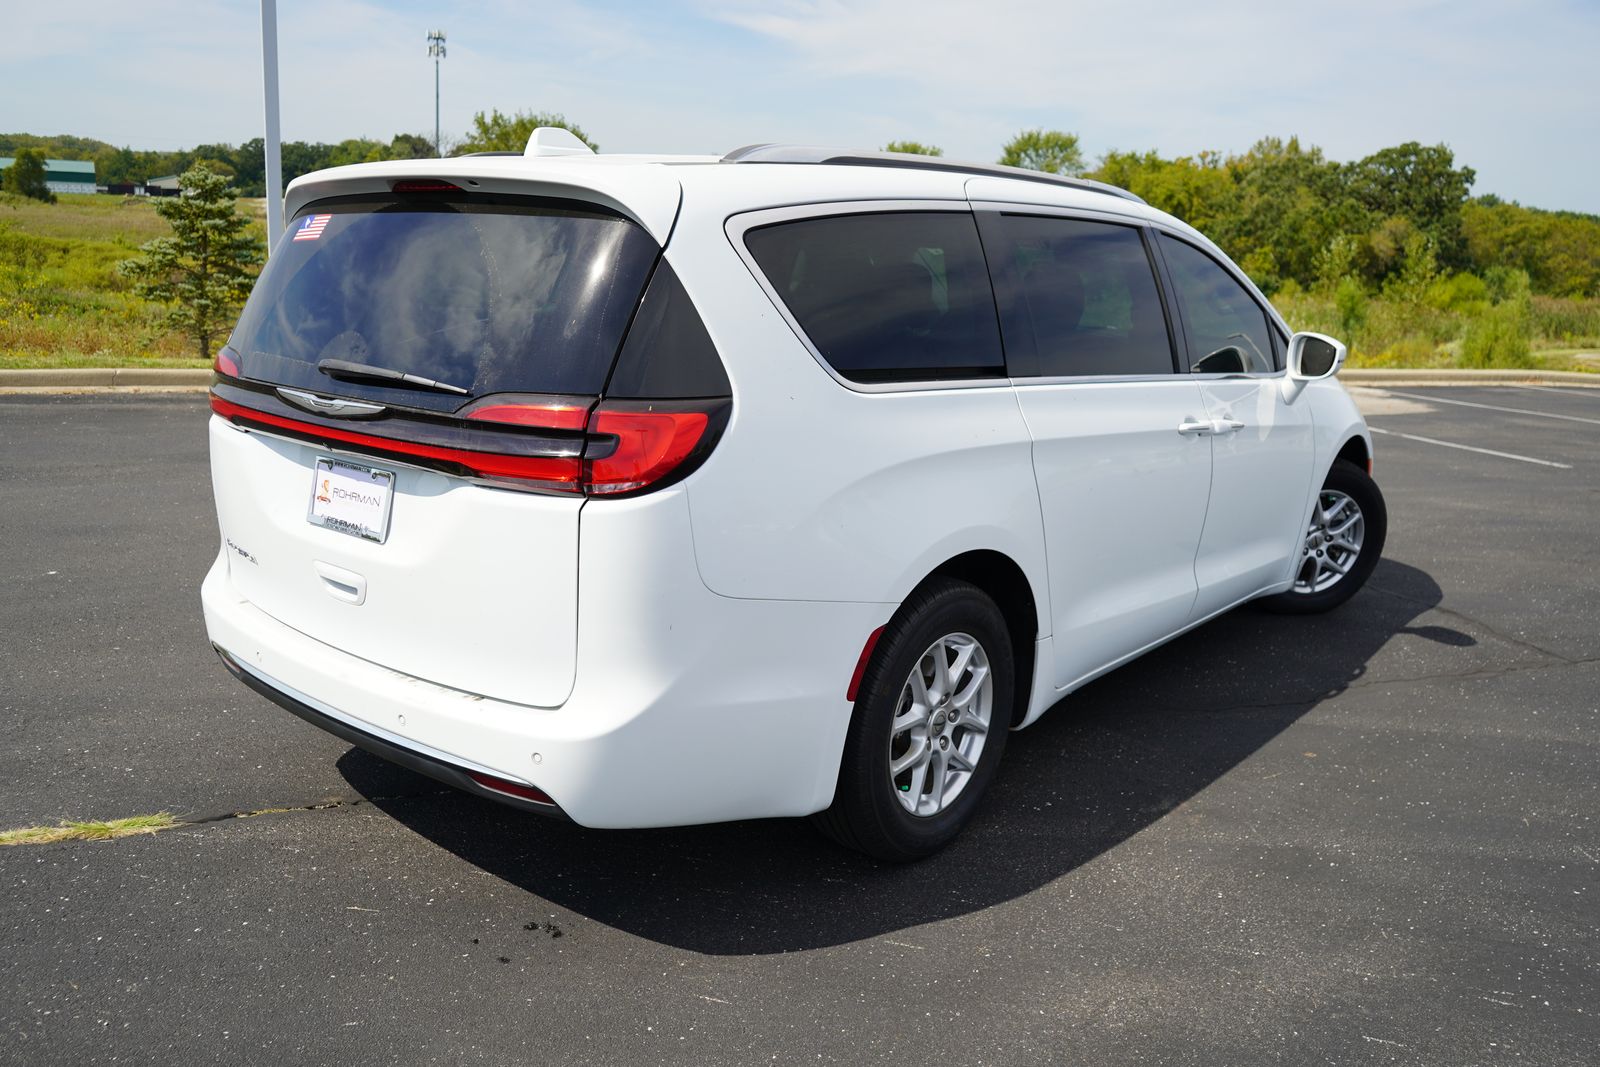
left=339, top=559, right=1456, bottom=955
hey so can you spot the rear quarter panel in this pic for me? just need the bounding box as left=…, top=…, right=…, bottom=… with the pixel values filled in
left=662, top=200, right=1051, bottom=637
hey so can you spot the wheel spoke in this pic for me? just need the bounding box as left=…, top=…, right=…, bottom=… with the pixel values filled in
left=905, top=758, right=928, bottom=807
left=908, top=657, right=933, bottom=710
left=924, top=748, right=948, bottom=812
left=954, top=713, right=988, bottom=736
left=1325, top=552, right=1353, bottom=575
left=945, top=639, right=976, bottom=693
left=950, top=663, right=989, bottom=711
left=891, top=698, right=926, bottom=736
left=891, top=742, right=929, bottom=777
left=946, top=746, right=976, bottom=775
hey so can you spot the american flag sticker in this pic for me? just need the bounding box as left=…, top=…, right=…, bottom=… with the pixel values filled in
left=292, top=214, right=333, bottom=241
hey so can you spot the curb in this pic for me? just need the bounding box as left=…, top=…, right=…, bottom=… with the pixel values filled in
left=0, top=368, right=213, bottom=388
left=1341, top=368, right=1600, bottom=388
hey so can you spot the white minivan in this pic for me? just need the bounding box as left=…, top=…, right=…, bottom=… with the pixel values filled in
left=204, top=134, right=1385, bottom=860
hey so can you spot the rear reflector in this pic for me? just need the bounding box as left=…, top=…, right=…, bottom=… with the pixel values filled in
left=467, top=771, right=555, bottom=806
left=846, top=625, right=886, bottom=702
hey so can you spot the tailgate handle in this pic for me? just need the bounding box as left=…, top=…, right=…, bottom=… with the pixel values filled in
left=313, top=561, right=368, bottom=606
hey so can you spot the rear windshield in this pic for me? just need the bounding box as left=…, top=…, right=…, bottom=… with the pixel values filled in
left=227, top=194, right=659, bottom=410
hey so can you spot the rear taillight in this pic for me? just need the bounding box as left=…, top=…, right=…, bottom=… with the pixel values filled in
left=210, top=391, right=725, bottom=497
left=463, top=395, right=594, bottom=432
left=214, top=350, right=240, bottom=378
left=209, top=394, right=585, bottom=492
left=586, top=403, right=712, bottom=495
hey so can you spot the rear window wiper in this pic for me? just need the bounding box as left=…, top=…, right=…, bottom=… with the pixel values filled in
left=316, top=358, right=470, bottom=396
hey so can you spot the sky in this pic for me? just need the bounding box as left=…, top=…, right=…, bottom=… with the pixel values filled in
left=9, top=0, right=1599, bottom=213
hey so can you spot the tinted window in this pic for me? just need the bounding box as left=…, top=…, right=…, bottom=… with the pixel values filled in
left=606, top=261, right=730, bottom=399
left=986, top=215, right=1175, bottom=377
left=1158, top=234, right=1275, bottom=374
left=228, top=194, right=660, bottom=412
left=744, top=212, right=1004, bottom=383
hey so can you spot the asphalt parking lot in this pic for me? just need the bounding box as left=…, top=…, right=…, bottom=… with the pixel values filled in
left=1, top=385, right=1596, bottom=1066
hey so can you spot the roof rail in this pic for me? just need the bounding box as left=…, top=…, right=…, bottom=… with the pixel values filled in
left=721, top=144, right=1145, bottom=205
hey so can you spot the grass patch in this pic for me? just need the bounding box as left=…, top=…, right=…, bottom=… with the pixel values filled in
left=0, top=812, right=178, bottom=846
left=1273, top=283, right=1600, bottom=372
left=0, top=190, right=261, bottom=366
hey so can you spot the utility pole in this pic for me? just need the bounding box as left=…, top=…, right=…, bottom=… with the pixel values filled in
left=261, top=0, right=284, bottom=251
left=427, top=30, right=447, bottom=157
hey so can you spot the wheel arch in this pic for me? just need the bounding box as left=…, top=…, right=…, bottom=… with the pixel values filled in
left=911, top=549, right=1040, bottom=729
left=1335, top=434, right=1370, bottom=474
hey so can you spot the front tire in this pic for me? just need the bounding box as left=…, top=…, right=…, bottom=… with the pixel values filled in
left=1261, top=459, right=1387, bottom=615
left=813, top=579, right=1013, bottom=862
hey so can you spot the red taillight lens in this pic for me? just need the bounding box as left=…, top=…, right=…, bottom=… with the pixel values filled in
left=214, top=350, right=240, bottom=378
left=585, top=405, right=711, bottom=495
left=466, top=771, right=555, bottom=806
left=209, top=394, right=584, bottom=492
left=210, top=390, right=724, bottom=496
left=464, top=396, right=593, bottom=432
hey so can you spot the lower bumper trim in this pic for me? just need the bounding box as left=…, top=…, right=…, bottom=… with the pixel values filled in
left=214, top=644, right=571, bottom=821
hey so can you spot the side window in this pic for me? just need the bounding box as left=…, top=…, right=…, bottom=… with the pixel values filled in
left=1158, top=234, right=1276, bottom=374
left=985, top=214, right=1176, bottom=377
left=743, top=212, right=1004, bottom=383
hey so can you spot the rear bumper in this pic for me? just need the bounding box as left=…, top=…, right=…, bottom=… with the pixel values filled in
left=201, top=489, right=892, bottom=828
left=214, top=644, right=572, bottom=820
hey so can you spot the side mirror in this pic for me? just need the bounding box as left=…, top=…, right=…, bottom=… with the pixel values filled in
left=1282, top=331, right=1347, bottom=402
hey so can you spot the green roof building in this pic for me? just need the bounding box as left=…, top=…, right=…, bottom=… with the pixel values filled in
left=0, top=157, right=97, bottom=195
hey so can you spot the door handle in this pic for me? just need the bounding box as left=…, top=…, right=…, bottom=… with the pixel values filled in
left=1212, top=417, right=1245, bottom=435
left=1177, top=419, right=1215, bottom=436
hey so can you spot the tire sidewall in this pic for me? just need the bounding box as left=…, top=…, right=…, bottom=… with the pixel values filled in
left=1273, top=459, right=1387, bottom=613
left=837, top=581, right=1014, bottom=860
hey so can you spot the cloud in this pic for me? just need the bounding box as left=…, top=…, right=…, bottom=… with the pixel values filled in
left=8, top=0, right=1600, bottom=211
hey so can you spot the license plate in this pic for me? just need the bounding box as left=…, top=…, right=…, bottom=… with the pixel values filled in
left=307, top=456, right=395, bottom=543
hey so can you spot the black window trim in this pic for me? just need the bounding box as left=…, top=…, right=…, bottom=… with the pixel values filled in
left=725, top=200, right=1017, bottom=394
left=1148, top=226, right=1290, bottom=378
left=972, top=206, right=1185, bottom=381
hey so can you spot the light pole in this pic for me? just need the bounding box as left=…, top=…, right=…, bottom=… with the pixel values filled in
left=261, top=0, right=284, bottom=251
left=427, top=30, right=446, bottom=156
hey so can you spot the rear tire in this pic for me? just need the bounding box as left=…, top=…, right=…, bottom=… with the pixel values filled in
left=813, top=579, right=1013, bottom=862
left=1260, top=459, right=1387, bottom=615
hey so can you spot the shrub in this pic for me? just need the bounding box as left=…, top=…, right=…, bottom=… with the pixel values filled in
left=1458, top=303, right=1532, bottom=368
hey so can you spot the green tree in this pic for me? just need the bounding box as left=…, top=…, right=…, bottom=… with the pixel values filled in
left=1347, top=142, right=1475, bottom=269
left=118, top=164, right=263, bottom=359
left=3, top=147, right=54, bottom=203
left=882, top=140, right=942, bottom=156
left=1092, top=149, right=1234, bottom=233
left=386, top=133, right=437, bottom=160
left=456, top=110, right=597, bottom=154
left=999, top=129, right=1084, bottom=175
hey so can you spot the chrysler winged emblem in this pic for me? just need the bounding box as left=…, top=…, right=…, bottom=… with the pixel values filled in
left=275, top=387, right=388, bottom=419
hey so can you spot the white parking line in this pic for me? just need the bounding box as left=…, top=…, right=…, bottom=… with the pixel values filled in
left=1379, top=389, right=1600, bottom=426
left=1369, top=426, right=1573, bottom=469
